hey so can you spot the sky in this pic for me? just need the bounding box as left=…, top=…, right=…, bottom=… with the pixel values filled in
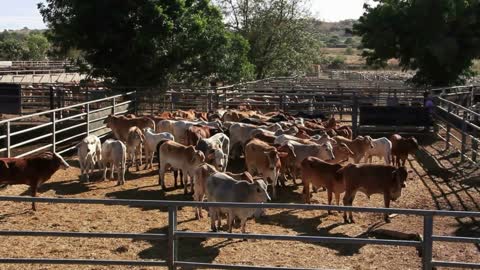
left=0, top=0, right=375, bottom=30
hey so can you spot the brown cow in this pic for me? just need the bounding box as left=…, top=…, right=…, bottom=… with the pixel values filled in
left=328, top=143, right=355, bottom=164
left=126, top=126, right=145, bottom=171
left=244, top=138, right=288, bottom=198
left=338, top=164, right=408, bottom=223
left=334, top=126, right=353, bottom=139
left=157, top=140, right=205, bottom=194
left=0, top=152, right=70, bottom=211
left=252, top=130, right=277, bottom=145
left=300, top=157, right=344, bottom=211
left=173, top=109, right=196, bottom=120
left=333, top=135, right=374, bottom=163
left=185, top=125, right=210, bottom=146
left=390, top=134, right=419, bottom=167
left=104, top=115, right=155, bottom=142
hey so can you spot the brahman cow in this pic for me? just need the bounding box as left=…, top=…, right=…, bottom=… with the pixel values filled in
left=338, top=164, right=408, bottom=223
left=126, top=126, right=145, bottom=171
left=0, top=152, right=70, bottom=211
left=143, top=128, right=174, bottom=170
left=76, top=135, right=102, bottom=182
left=157, top=140, right=205, bottom=193
left=196, top=133, right=230, bottom=172
left=206, top=172, right=270, bottom=233
left=101, top=139, right=127, bottom=186
left=333, top=135, right=374, bottom=163
left=364, top=137, right=392, bottom=164
left=104, top=115, right=155, bottom=142
left=390, top=134, right=419, bottom=167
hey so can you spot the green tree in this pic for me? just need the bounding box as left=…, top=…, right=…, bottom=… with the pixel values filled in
left=353, top=0, right=480, bottom=86
left=217, top=0, right=322, bottom=79
left=39, top=0, right=252, bottom=86
left=0, top=39, right=28, bottom=60
left=25, top=34, right=50, bottom=60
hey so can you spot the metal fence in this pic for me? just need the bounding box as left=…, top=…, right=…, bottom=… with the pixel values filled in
left=0, top=91, right=135, bottom=158
left=0, top=196, right=478, bottom=270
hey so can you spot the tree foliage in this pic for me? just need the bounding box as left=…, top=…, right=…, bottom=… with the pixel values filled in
left=353, top=0, right=480, bottom=86
left=0, top=30, right=51, bottom=60
left=217, top=0, right=322, bottom=79
left=39, top=0, right=253, bottom=86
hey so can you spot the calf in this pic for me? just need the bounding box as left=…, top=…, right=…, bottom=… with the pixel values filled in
left=390, top=134, right=419, bottom=167
left=143, top=128, right=174, bottom=170
left=333, top=135, right=374, bottom=163
left=76, top=135, right=102, bottom=182
left=328, top=143, right=355, bottom=164
left=338, top=164, right=408, bottom=223
left=157, top=140, right=205, bottom=193
left=0, top=152, right=70, bottom=210
left=206, top=173, right=270, bottom=233
left=101, top=139, right=127, bottom=185
left=193, top=163, right=218, bottom=219
left=364, top=137, right=392, bottom=164
left=126, top=126, right=145, bottom=171
left=301, top=157, right=344, bottom=210
left=244, top=138, right=287, bottom=198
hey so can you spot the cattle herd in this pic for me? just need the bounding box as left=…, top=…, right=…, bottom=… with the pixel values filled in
left=0, top=108, right=420, bottom=234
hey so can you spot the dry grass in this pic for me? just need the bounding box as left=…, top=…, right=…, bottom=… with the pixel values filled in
left=0, top=138, right=479, bottom=270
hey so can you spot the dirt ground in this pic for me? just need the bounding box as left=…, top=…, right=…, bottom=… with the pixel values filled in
left=0, top=138, right=479, bottom=270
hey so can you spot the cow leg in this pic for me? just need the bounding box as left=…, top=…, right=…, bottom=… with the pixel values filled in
left=342, top=191, right=356, bottom=223
left=327, top=190, right=333, bottom=215
left=209, top=208, right=217, bottom=232
left=240, top=218, right=247, bottom=235
left=159, top=164, right=167, bottom=190
left=31, top=184, right=37, bottom=211
left=302, top=178, right=310, bottom=204
left=384, top=194, right=391, bottom=223
left=173, top=170, right=178, bottom=187
left=110, top=164, right=115, bottom=180
left=118, top=162, right=126, bottom=185
left=227, top=211, right=234, bottom=233
left=135, top=147, right=141, bottom=171
left=102, top=162, right=108, bottom=181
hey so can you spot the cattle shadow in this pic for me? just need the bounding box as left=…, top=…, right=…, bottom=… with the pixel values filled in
left=411, top=145, right=480, bottom=251
left=34, top=179, right=92, bottom=196
left=105, top=187, right=192, bottom=212
left=255, top=209, right=369, bottom=256
left=137, top=226, right=220, bottom=265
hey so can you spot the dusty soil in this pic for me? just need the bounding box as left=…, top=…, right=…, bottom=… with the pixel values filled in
left=0, top=138, right=479, bottom=270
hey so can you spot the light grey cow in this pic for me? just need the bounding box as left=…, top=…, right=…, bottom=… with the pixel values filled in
left=101, top=139, right=127, bottom=185
left=206, top=173, right=270, bottom=234
left=76, top=135, right=102, bottom=183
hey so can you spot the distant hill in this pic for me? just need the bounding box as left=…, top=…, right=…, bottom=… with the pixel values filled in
left=310, top=19, right=361, bottom=48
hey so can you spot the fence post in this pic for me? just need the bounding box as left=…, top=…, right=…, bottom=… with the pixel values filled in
left=49, top=86, right=55, bottom=111
left=6, top=122, right=11, bottom=158
left=86, top=103, right=90, bottom=136
left=472, top=115, right=478, bottom=162
left=168, top=206, right=178, bottom=270
left=352, top=93, right=359, bottom=137
left=445, top=103, right=452, bottom=150
left=133, top=91, right=138, bottom=115
left=461, top=112, right=467, bottom=162
left=422, top=215, right=433, bottom=270
left=52, top=111, right=56, bottom=153
left=111, top=97, right=116, bottom=116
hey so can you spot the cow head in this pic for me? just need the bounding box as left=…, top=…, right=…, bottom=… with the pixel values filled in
left=264, top=150, right=281, bottom=171
left=390, top=166, right=408, bottom=201
left=251, top=179, right=271, bottom=202
left=103, top=115, right=114, bottom=127
left=319, top=142, right=335, bottom=161
left=363, top=136, right=375, bottom=148
left=191, top=149, right=206, bottom=165
left=207, top=149, right=227, bottom=171
left=336, top=143, right=354, bottom=157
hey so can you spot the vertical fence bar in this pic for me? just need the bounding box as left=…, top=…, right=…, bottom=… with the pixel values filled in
left=351, top=93, right=358, bottom=137
left=472, top=115, right=478, bottom=162
left=445, top=103, right=452, bottom=150
left=111, top=97, right=116, bottom=116
left=51, top=111, right=56, bottom=153
left=86, top=103, right=90, bottom=136
left=461, top=112, right=467, bottom=162
left=6, top=122, right=11, bottom=158
left=422, top=215, right=434, bottom=270
left=168, top=206, right=178, bottom=270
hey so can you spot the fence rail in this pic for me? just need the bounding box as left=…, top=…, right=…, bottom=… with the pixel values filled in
left=0, top=91, right=135, bottom=158
left=0, top=196, right=478, bottom=270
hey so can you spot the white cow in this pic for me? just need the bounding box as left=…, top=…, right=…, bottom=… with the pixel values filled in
left=143, top=128, right=174, bottom=170
left=363, top=136, right=392, bottom=164
left=126, top=126, right=145, bottom=171
left=196, top=133, right=230, bottom=172
left=101, top=139, right=127, bottom=185
left=76, top=135, right=102, bottom=182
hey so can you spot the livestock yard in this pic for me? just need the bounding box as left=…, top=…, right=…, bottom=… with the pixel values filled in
left=0, top=77, right=479, bottom=270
